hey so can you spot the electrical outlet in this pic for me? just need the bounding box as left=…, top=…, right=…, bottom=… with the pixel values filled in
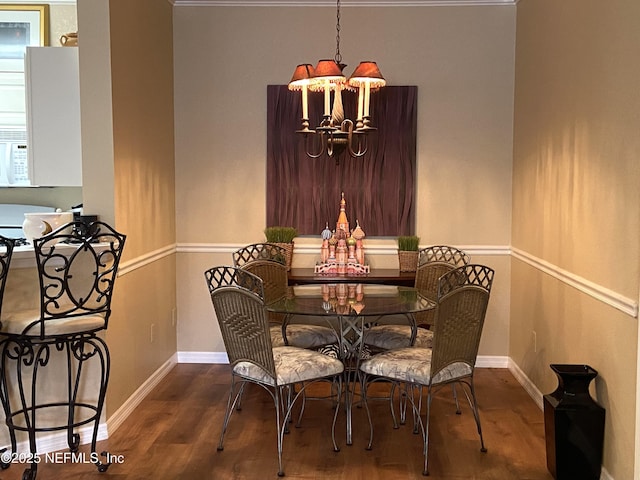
left=532, top=330, right=537, bottom=352
left=151, top=323, right=155, bottom=343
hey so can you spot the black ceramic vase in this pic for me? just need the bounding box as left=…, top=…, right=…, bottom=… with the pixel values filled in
left=543, top=364, right=605, bottom=480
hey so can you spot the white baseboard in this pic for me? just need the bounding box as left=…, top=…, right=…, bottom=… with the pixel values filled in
left=600, top=468, right=613, bottom=480
left=18, top=422, right=110, bottom=455
left=106, top=353, right=178, bottom=434
left=177, top=351, right=229, bottom=363
left=507, top=357, right=544, bottom=410
left=476, top=355, right=509, bottom=368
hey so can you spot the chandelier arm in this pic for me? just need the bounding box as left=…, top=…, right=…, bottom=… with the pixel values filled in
left=349, top=136, right=368, bottom=157
left=343, top=120, right=368, bottom=158
left=327, top=131, right=336, bottom=158
left=304, top=132, right=326, bottom=159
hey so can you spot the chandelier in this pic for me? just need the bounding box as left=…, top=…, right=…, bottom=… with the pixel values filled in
left=288, top=0, right=386, bottom=160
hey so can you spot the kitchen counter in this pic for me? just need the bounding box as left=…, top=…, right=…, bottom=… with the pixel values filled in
left=9, top=242, right=98, bottom=269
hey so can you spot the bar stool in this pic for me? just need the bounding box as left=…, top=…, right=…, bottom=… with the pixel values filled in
left=0, top=235, right=15, bottom=473
left=0, top=235, right=15, bottom=328
left=0, top=221, right=125, bottom=480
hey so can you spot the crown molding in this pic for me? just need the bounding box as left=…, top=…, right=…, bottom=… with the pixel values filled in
left=170, top=0, right=516, bottom=6
left=4, top=0, right=76, bottom=4
left=6, top=0, right=517, bottom=9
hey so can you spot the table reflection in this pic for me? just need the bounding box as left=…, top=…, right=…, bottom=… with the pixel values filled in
left=272, top=283, right=430, bottom=318
left=320, top=283, right=365, bottom=315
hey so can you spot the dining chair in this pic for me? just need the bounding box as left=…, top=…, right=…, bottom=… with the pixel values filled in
left=204, top=266, right=344, bottom=477
left=233, top=243, right=336, bottom=349
left=363, top=245, right=470, bottom=425
left=359, top=264, right=494, bottom=476
left=0, top=221, right=126, bottom=480
left=233, top=243, right=340, bottom=423
left=364, top=245, right=470, bottom=352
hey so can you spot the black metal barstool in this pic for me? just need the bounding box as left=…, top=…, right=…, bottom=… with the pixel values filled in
left=0, top=235, right=15, bottom=328
left=0, top=221, right=125, bottom=480
left=0, top=235, right=15, bottom=473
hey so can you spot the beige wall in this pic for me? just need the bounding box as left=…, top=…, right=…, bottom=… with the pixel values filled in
left=107, top=0, right=176, bottom=416
left=173, top=5, right=516, bottom=357
left=512, top=0, right=640, bottom=478
left=77, top=0, right=177, bottom=418
left=173, top=5, right=515, bottom=245
left=47, top=4, right=77, bottom=47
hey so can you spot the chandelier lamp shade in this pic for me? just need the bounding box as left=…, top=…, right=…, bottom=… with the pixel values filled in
left=288, top=0, right=386, bottom=160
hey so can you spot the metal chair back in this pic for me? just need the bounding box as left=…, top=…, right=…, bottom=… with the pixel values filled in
left=204, top=266, right=276, bottom=379
left=28, top=221, right=126, bottom=337
left=232, top=243, right=288, bottom=269
left=415, top=245, right=470, bottom=298
left=429, top=264, right=494, bottom=384
left=414, top=245, right=470, bottom=326
left=233, top=243, right=288, bottom=314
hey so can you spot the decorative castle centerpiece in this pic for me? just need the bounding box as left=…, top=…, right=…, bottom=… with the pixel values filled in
left=314, top=193, right=370, bottom=275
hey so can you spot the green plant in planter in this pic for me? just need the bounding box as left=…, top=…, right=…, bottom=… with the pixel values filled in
left=264, top=226, right=298, bottom=244
left=397, top=235, right=420, bottom=251
left=264, top=226, right=298, bottom=271
left=397, top=235, right=420, bottom=272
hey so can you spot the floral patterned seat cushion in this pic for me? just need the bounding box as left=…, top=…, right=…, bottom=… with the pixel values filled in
left=270, top=324, right=337, bottom=349
left=363, top=325, right=433, bottom=350
left=233, top=346, right=344, bottom=386
left=359, top=347, right=472, bottom=385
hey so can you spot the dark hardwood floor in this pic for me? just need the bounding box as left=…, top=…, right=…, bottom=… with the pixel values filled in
left=0, top=364, right=553, bottom=479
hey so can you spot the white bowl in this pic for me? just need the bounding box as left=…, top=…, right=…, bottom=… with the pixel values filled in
left=23, top=212, right=74, bottom=243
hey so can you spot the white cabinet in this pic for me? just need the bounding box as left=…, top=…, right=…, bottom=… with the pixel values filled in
left=25, top=47, right=82, bottom=186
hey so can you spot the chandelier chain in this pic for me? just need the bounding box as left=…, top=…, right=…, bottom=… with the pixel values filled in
left=334, top=0, right=342, bottom=64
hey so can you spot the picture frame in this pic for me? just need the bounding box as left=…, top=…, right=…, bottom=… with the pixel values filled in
left=0, top=4, right=49, bottom=71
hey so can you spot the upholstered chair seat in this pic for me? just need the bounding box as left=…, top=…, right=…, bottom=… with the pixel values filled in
left=270, top=324, right=337, bottom=349
left=363, top=324, right=433, bottom=351
left=0, top=309, right=106, bottom=336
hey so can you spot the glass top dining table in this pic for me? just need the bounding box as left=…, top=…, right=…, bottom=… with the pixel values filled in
left=267, top=283, right=433, bottom=317
left=266, top=283, right=436, bottom=445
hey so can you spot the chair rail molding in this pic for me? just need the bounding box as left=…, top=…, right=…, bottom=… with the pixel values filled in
left=177, top=242, right=511, bottom=257
left=179, top=242, right=637, bottom=319
left=118, top=243, right=177, bottom=277
left=512, top=246, right=638, bottom=319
